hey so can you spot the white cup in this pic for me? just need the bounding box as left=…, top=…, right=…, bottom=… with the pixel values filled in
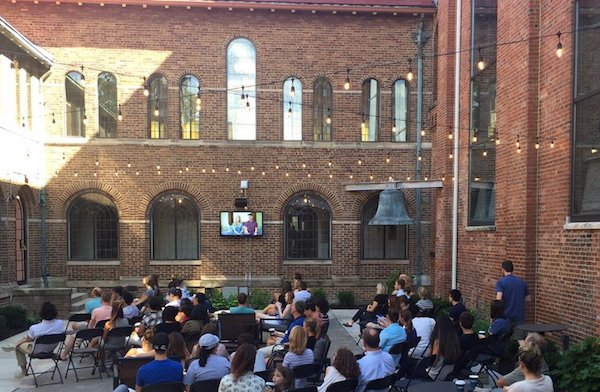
left=455, top=379, right=466, bottom=392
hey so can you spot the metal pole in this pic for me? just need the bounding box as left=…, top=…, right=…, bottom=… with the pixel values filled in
left=452, top=0, right=463, bottom=289
left=40, top=187, right=49, bottom=288
left=413, top=14, right=429, bottom=287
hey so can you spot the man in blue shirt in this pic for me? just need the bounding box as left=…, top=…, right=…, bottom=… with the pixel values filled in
left=496, top=260, right=530, bottom=323
left=229, top=293, right=256, bottom=314
left=258, top=300, right=306, bottom=356
left=357, top=328, right=395, bottom=392
left=135, top=332, right=183, bottom=391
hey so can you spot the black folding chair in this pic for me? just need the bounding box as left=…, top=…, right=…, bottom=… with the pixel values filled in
left=141, top=381, right=185, bottom=392
left=95, top=319, right=109, bottom=330
left=288, top=387, right=317, bottom=392
left=392, top=354, right=437, bottom=392
left=326, top=378, right=358, bottom=392
left=292, top=363, right=321, bottom=388
left=444, top=347, right=481, bottom=381
left=190, top=378, right=221, bottom=392
left=65, top=328, right=105, bottom=382
left=65, top=313, right=92, bottom=332
left=389, top=341, right=407, bottom=368
left=365, top=374, right=395, bottom=392
left=129, top=316, right=142, bottom=326
left=255, top=369, right=273, bottom=382
left=98, top=326, right=133, bottom=373
left=25, top=333, right=66, bottom=388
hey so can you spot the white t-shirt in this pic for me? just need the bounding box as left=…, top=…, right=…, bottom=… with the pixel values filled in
left=294, top=290, right=312, bottom=303
left=28, top=319, right=65, bottom=354
left=506, top=375, right=553, bottom=392
left=318, top=366, right=347, bottom=392
left=411, top=317, right=436, bottom=358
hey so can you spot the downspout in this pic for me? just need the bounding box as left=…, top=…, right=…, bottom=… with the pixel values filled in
left=39, top=67, right=52, bottom=289
left=451, top=0, right=462, bottom=289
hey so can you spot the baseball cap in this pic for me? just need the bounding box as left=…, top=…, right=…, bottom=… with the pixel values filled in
left=152, top=332, right=169, bottom=351
left=199, top=333, right=220, bottom=350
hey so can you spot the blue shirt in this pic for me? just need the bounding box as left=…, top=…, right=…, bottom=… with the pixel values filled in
left=379, top=323, right=407, bottom=353
left=136, top=359, right=183, bottom=387
left=357, top=350, right=395, bottom=392
left=229, top=306, right=256, bottom=314
left=448, top=302, right=467, bottom=321
left=281, top=315, right=305, bottom=344
left=84, top=297, right=102, bottom=314
left=496, top=274, right=529, bottom=322
left=490, top=317, right=512, bottom=335
left=184, top=355, right=231, bottom=385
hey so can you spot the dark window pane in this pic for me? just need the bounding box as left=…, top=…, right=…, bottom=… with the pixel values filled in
left=148, top=74, right=167, bottom=138
left=66, top=71, right=85, bottom=137
left=98, top=72, right=117, bottom=138
left=285, top=193, right=331, bottom=259
left=151, top=194, right=199, bottom=259
left=180, top=75, right=200, bottom=139
left=313, top=78, right=332, bottom=141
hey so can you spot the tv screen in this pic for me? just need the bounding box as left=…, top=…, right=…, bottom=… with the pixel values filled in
left=220, top=211, right=264, bottom=237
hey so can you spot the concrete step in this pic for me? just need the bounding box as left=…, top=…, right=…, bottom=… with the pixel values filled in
left=71, top=292, right=89, bottom=313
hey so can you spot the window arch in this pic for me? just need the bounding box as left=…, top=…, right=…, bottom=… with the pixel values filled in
left=227, top=38, right=256, bottom=140
left=65, top=71, right=85, bottom=137
left=283, top=77, right=302, bottom=141
left=361, top=78, right=380, bottom=141
left=313, top=77, right=332, bottom=141
left=148, top=74, right=168, bottom=138
left=180, top=74, right=200, bottom=139
left=392, top=79, right=409, bottom=142
left=361, top=195, right=408, bottom=260
left=151, top=193, right=199, bottom=260
left=98, top=72, right=118, bottom=138
left=68, top=193, right=119, bottom=260
left=285, top=193, right=331, bottom=260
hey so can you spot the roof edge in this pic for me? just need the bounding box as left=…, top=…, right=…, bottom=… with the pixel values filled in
left=0, top=17, right=54, bottom=68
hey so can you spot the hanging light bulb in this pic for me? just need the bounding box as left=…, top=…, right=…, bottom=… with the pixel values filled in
left=495, top=132, right=500, bottom=145
left=241, top=86, right=246, bottom=102
left=418, top=155, right=422, bottom=161
left=421, top=129, right=426, bottom=137
left=535, top=137, right=540, bottom=149
left=449, top=150, right=454, bottom=159
left=516, top=134, right=520, bottom=149
left=357, top=158, right=362, bottom=165
left=483, top=149, right=488, bottom=157
left=328, top=160, right=332, bottom=167
left=591, top=148, right=598, bottom=154
left=154, top=103, right=160, bottom=117
left=477, top=47, right=485, bottom=71
left=117, top=104, right=123, bottom=121
left=290, top=78, right=296, bottom=97
left=556, top=32, right=563, bottom=58
left=361, top=114, right=366, bottom=129
left=550, top=140, right=555, bottom=148
left=406, top=58, right=414, bottom=81
left=196, top=89, right=201, bottom=105
left=386, top=155, right=390, bottom=163
left=52, top=113, right=56, bottom=124
left=95, top=158, right=99, bottom=166
left=326, top=108, right=331, bottom=124
left=79, top=65, right=86, bottom=86
left=517, top=146, right=521, bottom=154
left=472, top=128, right=478, bottom=143
left=344, top=68, right=350, bottom=90
left=288, top=101, right=293, bottom=118
left=448, top=129, right=453, bottom=139
left=392, top=118, right=397, bottom=133
left=143, top=76, right=149, bottom=97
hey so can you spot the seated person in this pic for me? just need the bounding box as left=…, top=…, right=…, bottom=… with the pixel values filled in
left=137, top=296, right=163, bottom=337
left=257, top=290, right=294, bottom=322
left=4, top=302, right=64, bottom=376
left=123, top=291, right=140, bottom=320
left=497, top=333, right=550, bottom=388
left=448, top=289, right=467, bottom=322
left=458, top=311, right=481, bottom=353
left=343, top=282, right=388, bottom=329
left=260, top=301, right=306, bottom=356
left=229, top=332, right=266, bottom=373
left=392, top=278, right=408, bottom=297
left=410, top=307, right=436, bottom=358
left=315, top=296, right=330, bottom=335
left=357, top=328, right=396, bottom=392
left=113, top=332, right=183, bottom=392
left=318, top=348, right=360, bottom=392
left=294, top=280, right=312, bottom=303
left=303, top=317, right=319, bottom=350
left=416, top=286, right=434, bottom=313
left=378, top=309, right=407, bottom=361
left=176, top=299, right=193, bottom=325
left=282, top=326, right=314, bottom=388
left=154, top=306, right=182, bottom=335
left=166, top=332, right=191, bottom=367
left=304, top=300, right=323, bottom=335
left=182, top=305, right=209, bottom=338
left=112, top=286, right=125, bottom=303
left=505, top=343, right=553, bottom=392
left=184, top=334, right=231, bottom=389
left=126, top=329, right=155, bottom=358
left=229, top=293, right=256, bottom=314
left=423, top=316, right=461, bottom=381
left=191, top=324, right=229, bottom=359
left=489, top=299, right=512, bottom=336
left=85, top=287, right=103, bottom=314
left=165, top=287, right=182, bottom=308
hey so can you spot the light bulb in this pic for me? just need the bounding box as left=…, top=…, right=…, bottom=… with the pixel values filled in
left=483, top=150, right=488, bottom=157
left=344, top=79, right=350, bottom=90
left=291, top=84, right=296, bottom=98
left=495, top=135, right=500, bottom=145
left=326, top=116, right=331, bottom=125
left=591, top=148, right=598, bottom=154
left=357, top=159, right=362, bottom=165
left=154, top=105, right=159, bottom=117
left=143, top=77, right=149, bottom=97
left=556, top=32, right=563, bottom=58
left=156, top=165, right=160, bottom=170
left=550, top=140, right=555, bottom=148
left=117, top=104, right=123, bottom=121
left=386, top=156, right=390, bottom=163
left=449, top=152, right=454, bottom=159
left=392, top=125, right=397, bottom=133
left=421, top=129, right=426, bottom=137
left=288, top=108, right=292, bottom=118
left=448, top=131, right=453, bottom=140
left=406, top=70, right=413, bottom=81
left=328, top=161, right=332, bottom=167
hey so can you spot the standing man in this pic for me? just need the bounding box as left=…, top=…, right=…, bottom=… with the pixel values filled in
left=496, top=260, right=530, bottom=336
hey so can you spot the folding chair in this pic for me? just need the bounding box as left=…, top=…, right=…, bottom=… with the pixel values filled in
left=190, top=378, right=221, bottom=392
left=444, top=347, right=481, bottom=381
left=288, top=387, right=317, bottom=392
left=389, top=341, right=407, bottom=367
left=326, top=378, right=358, bottom=392
left=129, top=316, right=142, bottom=326
left=365, top=374, right=396, bottom=392
left=65, top=313, right=91, bottom=332
left=292, top=363, right=321, bottom=388
left=392, top=354, right=437, bottom=392
left=113, top=356, right=153, bottom=389
left=142, top=381, right=185, bottom=392
left=25, top=332, right=66, bottom=388
left=99, top=326, right=133, bottom=373
left=255, top=369, right=273, bottom=382
left=65, top=328, right=104, bottom=382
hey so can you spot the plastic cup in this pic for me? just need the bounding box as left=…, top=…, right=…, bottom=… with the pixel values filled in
left=269, top=328, right=276, bottom=335
left=455, top=379, right=466, bottom=392
left=478, top=330, right=486, bottom=339
left=469, top=374, right=479, bottom=388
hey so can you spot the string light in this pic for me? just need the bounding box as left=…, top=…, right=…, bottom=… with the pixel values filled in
left=156, top=165, right=160, bottom=170
left=448, top=129, right=453, bottom=139
left=344, top=68, right=350, bottom=90
left=196, top=89, right=201, bottom=105
left=326, top=108, right=331, bottom=124
left=495, top=132, right=500, bottom=145
left=591, top=148, right=598, bottom=154
left=472, top=128, right=478, bottom=143
left=418, top=155, right=422, bottom=161
left=516, top=134, right=520, bottom=149
left=442, top=173, right=446, bottom=181
left=482, top=149, right=488, bottom=157
left=288, top=101, right=292, bottom=118
left=449, top=150, right=454, bottom=159
left=79, top=65, right=86, bottom=86
left=290, top=78, right=296, bottom=97
left=127, top=162, right=132, bottom=168
left=241, top=86, right=246, bottom=102
left=550, top=140, right=555, bottom=148
left=52, top=113, right=56, bottom=124
left=357, top=158, right=362, bottom=165
left=154, top=103, right=160, bottom=117
left=302, top=163, right=306, bottom=168
left=421, top=129, right=425, bottom=137
left=386, top=155, right=390, bottom=163
left=477, top=47, right=485, bottom=71
left=392, top=118, right=397, bottom=133
left=328, top=160, right=333, bottom=167
left=117, top=104, right=123, bottom=121
left=556, top=32, right=563, bottom=58
left=361, top=114, right=366, bottom=129
left=95, top=158, right=99, bottom=166
left=406, top=58, right=413, bottom=81
left=143, top=76, right=149, bottom=97
left=535, top=137, right=540, bottom=149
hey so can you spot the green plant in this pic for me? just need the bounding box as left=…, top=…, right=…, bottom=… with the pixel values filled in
left=471, top=309, right=490, bottom=333
left=0, top=305, right=29, bottom=329
left=207, top=289, right=238, bottom=310
left=552, top=337, right=600, bottom=392
left=385, top=270, right=403, bottom=294
left=249, top=289, right=271, bottom=310
left=311, top=287, right=327, bottom=301
left=336, top=291, right=355, bottom=307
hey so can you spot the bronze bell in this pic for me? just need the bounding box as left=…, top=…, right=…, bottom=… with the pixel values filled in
left=369, top=189, right=414, bottom=225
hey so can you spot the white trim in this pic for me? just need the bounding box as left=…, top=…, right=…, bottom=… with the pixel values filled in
left=283, top=260, right=332, bottom=265
left=264, top=221, right=283, bottom=224
left=332, top=220, right=360, bottom=224
left=465, top=225, right=496, bottom=232
left=150, top=260, right=202, bottom=266
left=564, top=221, right=600, bottom=230
left=0, top=217, right=16, bottom=222
left=46, top=219, right=67, bottom=223
left=120, top=220, right=149, bottom=224
left=360, top=259, right=410, bottom=265
left=67, top=260, right=120, bottom=266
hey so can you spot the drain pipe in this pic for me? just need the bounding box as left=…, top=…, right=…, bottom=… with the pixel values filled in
left=451, top=0, right=462, bottom=289
left=40, top=187, right=48, bottom=288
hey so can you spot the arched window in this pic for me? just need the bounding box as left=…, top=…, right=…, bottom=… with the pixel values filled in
left=65, top=71, right=85, bottom=137
left=227, top=38, right=256, bottom=140
left=180, top=74, right=200, bottom=139
left=283, top=77, right=302, bottom=140
left=68, top=193, right=119, bottom=260
left=98, top=72, right=117, bottom=138
left=148, top=74, right=167, bottom=138
left=361, top=78, right=380, bottom=141
left=361, top=195, right=408, bottom=259
left=313, top=77, right=332, bottom=141
left=392, top=79, right=409, bottom=142
left=285, top=193, right=331, bottom=260
left=151, top=193, right=199, bottom=260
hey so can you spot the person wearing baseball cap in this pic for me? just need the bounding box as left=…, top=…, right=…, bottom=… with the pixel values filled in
left=184, top=333, right=231, bottom=388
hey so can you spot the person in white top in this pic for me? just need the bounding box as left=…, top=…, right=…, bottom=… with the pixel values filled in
left=294, top=281, right=312, bottom=303
left=5, top=302, right=64, bottom=375
left=357, top=328, right=396, bottom=392
left=318, top=348, right=361, bottom=392
left=165, top=287, right=182, bottom=308
left=506, top=343, right=553, bottom=392
left=410, top=311, right=436, bottom=358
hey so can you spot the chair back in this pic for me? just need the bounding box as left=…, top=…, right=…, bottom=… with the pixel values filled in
left=129, top=316, right=142, bottom=326
left=255, top=369, right=272, bottom=382
left=66, top=313, right=91, bottom=330
left=115, top=356, right=154, bottom=388
left=190, top=378, right=221, bottom=392
left=74, top=327, right=104, bottom=342
left=218, top=313, right=258, bottom=342
left=389, top=341, right=407, bottom=355
left=288, top=387, right=317, bottom=392
left=31, top=333, right=66, bottom=357
left=95, top=319, right=109, bottom=330
left=292, top=363, right=320, bottom=379
left=141, top=381, right=184, bottom=392
left=104, top=326, right=133, bottom=353
left=401, top=354, right=437, bottom=388
left=364, top=374, right=395, bottom=391
left=445, top=347, right=481, bottom=381
left=326, top=378, right=358, bottom=392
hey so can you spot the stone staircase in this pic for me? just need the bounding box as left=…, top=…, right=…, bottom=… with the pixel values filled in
left=70, top=291, right=89, bottom=314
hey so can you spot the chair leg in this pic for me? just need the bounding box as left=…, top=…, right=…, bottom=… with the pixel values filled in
left=27, top=358, right=39, bottom=388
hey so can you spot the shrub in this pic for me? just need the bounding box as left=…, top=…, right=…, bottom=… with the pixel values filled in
left=0, top=305, right=29, bottom=329
left=249, top=289, right=271, bottom=310
left=337, top=291, right=355, bottom=308
left=311, top=287, right=327, bottom=301
left=552, top=337, right=600, bottom=392
left=385, top=270, right=402, bottom=294
left=207, top=289, right=238, bottom=310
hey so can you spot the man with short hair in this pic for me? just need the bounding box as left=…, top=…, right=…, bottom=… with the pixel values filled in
left=122, top=291, right=139, bottom=319
left=496, top=260, right=530, bottom=324
left=85, top=287, right=103, bottom=314
left=294, top=281, right=312, bottom=302
left=90, top=290, right=113, bottom=328
left=357, top=327, right=395, bottom=392
left=448, top=289, right=467, bottom=322
left=259, top=300, right=306, bottom=355
left=155, top=305, right=182, bottom=334
left=229, top=292, right=255, bottom=314
left=458, top=311, right=480, bottom=352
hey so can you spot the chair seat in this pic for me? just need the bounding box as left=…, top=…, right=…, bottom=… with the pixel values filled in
left=31, top=352, right=60, bottom=360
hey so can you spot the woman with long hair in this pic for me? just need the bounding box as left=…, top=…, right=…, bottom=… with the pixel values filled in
left=303, top=317, right=319, bottom=350
left=166, top=332, right=191, bottom=367
left=343, top=282, right=389, bottom=329
left=318, top=348, right=361, bottom=392
left=125, top=328, right=155, bottom=357
left=103, top=302, right=129, bottom=350
left=282, top=326, right=314, bottom=388
left=134, top=274, right=158, bottom=308
left=425, top=316, right=461, bottom=381
left=218, top=343, right=265, bottom=392
left=184, top=334, right=230, bottom=390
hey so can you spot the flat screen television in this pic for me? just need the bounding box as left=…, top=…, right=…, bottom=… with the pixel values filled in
left=220, top=211, right=264, bottom=237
